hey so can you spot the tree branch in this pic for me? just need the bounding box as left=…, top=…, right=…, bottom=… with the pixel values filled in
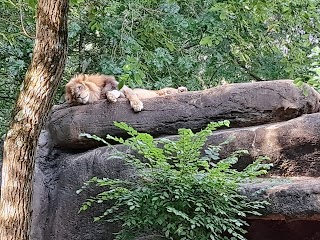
left=229, top=53, right=265, bottom=81
left=19, top=1, right=35, bottom=39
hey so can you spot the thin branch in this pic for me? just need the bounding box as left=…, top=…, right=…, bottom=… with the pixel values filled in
left=229, top=53, right=265, bottom=81
left=4, top=0, right=17, bottom=7
left=237, top=60, right=265, bottom=81
left=19, top=1, right=35, bottom=39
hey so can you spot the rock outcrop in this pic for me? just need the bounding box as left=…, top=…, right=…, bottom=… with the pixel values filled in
left=48, top=80, right=320, bottom=150
left=29, top=80, right=320, bottom=240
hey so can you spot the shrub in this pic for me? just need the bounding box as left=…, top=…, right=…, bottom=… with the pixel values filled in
left=78, top=121, right=271, bottom=240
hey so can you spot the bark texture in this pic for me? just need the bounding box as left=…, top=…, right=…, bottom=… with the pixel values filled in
left=0, top=1, right=68, bottom=239
left=48, top=80, right=320, bottom=150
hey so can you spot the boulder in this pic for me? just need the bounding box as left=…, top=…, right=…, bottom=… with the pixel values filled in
left=207, top=113, right=320, bottom=177
left=48, top=80, right=320, bottom=150
left=32, top=143, right=133, bottom=240
left=28, top=80, right=320, bottom=239
left=34, top=148, right=320, bottom=240
left=241, top=177, right=320, bottom=221
left=32, top=113, right=320, bottom=239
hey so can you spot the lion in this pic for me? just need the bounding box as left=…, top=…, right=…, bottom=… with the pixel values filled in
left=65, top=74, right=144, bottom=112
left=65, top=74, right=187, bottom=112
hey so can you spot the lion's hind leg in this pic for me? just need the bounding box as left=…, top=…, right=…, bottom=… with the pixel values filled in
left=156, top=86, right=188, bottom=96
left=121, top=86, right=144, bottom=112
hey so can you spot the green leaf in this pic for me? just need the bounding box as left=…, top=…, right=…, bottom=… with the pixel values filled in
left=123, top=64, right=133, bottom=71
left=118, top=79, right=125, bottom=90
left=200, top=36, right=213, bottom=46
left=28, top=0, right=37, bottom=9
left=79, top=133, right=110, bottom=145
left=165, top=40, right=175, bottom=51
left=134, top=72, right=143, bottom=85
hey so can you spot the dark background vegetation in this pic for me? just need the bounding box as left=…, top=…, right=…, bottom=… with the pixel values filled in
left=1, top=0, right=320, bottom=136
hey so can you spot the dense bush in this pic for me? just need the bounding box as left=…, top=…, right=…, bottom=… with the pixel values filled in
left=78, top=121, right=271, bottom=240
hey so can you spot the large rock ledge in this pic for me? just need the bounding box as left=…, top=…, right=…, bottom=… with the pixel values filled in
left=32, top=145, right=320, bottom=240
left=30, top=80, right=320, bottom=239
left=48, top=80, right=320, bottom=150
left=241, top=177, right=320, bottom=221
left=32, top=113, right=320, bottom=239
left=206, top=113, right=320, bottom=177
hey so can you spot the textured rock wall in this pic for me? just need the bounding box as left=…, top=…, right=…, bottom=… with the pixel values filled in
left=48, top=80, right=320, bottom=150
left=29, top=80, right=320, bottom=239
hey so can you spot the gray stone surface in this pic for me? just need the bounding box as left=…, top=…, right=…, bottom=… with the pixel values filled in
left=32, top=140, right=133, bottom=240
left=20, top=81, right=320, bottom=239
left=31, top=113, right=320, bottom=239
left=48, top=80, right=320, bottom=150
left=241, top=177, right=320, bottom=220
left=206, top=113, right=320, bottom=177
left=32, top=162, right=320, bottom=239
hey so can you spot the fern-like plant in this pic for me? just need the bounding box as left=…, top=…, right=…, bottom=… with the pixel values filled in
left=78, top=121, right=271, bottom=240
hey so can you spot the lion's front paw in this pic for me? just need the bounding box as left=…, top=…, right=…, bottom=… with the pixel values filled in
left=106, top=91, right=119, bottom=103
left=106, top=93, right=117, bottom=102
left=131, top=100, right=144, bottom=112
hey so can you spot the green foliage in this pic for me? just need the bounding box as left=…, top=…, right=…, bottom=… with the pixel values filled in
left=78, top=121, right=271, bottom=240
left=295, top=46, right=320, bottom=92
left=66, top=0, right=320, bottom=90
left=0, top=0, right=35, bottom=135
left=1, top=0, right=320, bottom=134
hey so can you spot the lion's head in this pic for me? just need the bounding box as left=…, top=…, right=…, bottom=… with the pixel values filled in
left=65, top=74, right=101, bottom=104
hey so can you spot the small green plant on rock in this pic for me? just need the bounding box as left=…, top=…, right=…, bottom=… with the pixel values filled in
left=78, top=121, right=271, bottom=240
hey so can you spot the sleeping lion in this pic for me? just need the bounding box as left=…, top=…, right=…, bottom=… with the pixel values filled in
left=65, top=74, right=187, bottom=112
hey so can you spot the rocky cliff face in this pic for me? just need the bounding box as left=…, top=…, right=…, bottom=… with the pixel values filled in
left=28, top=80, right=320, bottom=240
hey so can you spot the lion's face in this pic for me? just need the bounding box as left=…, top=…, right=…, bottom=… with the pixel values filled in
left=68, top=82, right=90, bottom=104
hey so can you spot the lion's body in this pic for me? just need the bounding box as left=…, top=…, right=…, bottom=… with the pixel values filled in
left=65, top=74, right=187, bottom=112
left=132, top=87, right=187, bottom=99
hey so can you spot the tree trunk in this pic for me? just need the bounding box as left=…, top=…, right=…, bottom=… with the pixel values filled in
left=0, top=0, right=68, bottom=239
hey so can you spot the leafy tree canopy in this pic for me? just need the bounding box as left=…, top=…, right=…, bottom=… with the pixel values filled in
left=1, top=0, right=320, bottom=135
